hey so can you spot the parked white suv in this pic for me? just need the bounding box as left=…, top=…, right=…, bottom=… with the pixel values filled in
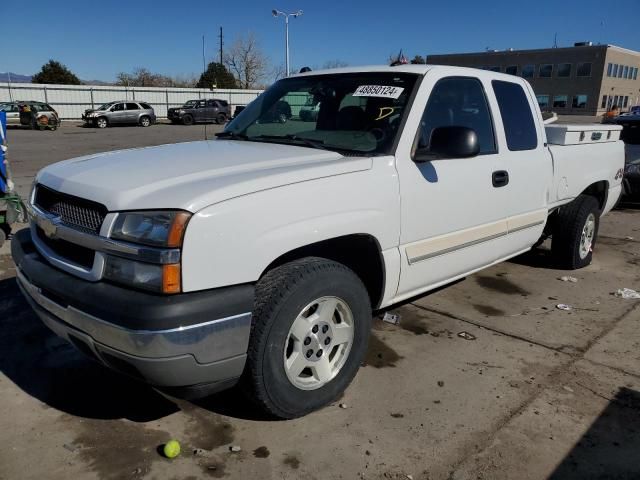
left=13, top=65, right=624, bottom=418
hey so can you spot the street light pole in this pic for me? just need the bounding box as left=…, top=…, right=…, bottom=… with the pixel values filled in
left=272, top=9, right=303, bottom=77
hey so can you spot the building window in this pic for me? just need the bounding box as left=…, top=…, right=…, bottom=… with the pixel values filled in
left=492, top=80, right=538, bottom=151
left=576, top=62, right=592, bottom=77
left=607, top=63, right=613, bottom=77
left=537, top=95, right=550, bottom=109
left=539, top=64, right=553, bottom=77
left=601, top=95, right=608, bottom=108
left=488, top=66, right=501, bottom=72
left=553, top=95, right=568, bottom=108
left=522, top=64, right=535, bottom=78
left=618, top=66, right=624, bottom=78
left=623, top=66, right=629, bottom=79
left=557, top=63, right=572, bottom=77
left=613, top=64, right=619, bottom=77
left=505, top=65, right=518, bottom=75
left=623, top=96, right=629, bottom=108
left=634, top=67, right=638, bottom=80
left=613, top=95, right=619, bottom=107
left=572, top=95, right=588, bottom=109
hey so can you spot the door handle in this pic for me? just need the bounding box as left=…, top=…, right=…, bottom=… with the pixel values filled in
left=492, top=170, right=509, bottom=188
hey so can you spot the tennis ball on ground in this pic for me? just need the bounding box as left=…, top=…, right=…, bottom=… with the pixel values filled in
left=163, top=439, right=181, bottom=459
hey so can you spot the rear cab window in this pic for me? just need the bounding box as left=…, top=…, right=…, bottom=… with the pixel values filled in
left=492, top=80, right=538, bottom=151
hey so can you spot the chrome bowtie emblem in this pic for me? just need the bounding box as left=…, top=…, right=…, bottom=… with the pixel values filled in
left=38, top=215, right=60, bottom=239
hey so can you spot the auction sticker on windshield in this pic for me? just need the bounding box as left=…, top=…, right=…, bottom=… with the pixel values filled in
left=353, top=85, right=404, bottom=99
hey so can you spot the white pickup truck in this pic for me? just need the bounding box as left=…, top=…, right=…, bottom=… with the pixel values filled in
left=13, top=65, right=624, bottom=418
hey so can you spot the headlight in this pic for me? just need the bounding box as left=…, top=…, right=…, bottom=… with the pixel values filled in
left=178, top=109, right=185, bottom=114
left=111, top=210, right=191, bottom=247
left=104, top=255, right=181, bottom=294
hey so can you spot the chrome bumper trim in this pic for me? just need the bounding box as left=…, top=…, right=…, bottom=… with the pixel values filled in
left=16, top=268, right=252, bottom=364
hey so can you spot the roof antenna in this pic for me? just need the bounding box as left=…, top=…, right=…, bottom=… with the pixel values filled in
left=202, top=34, right=208, bottom=141
left=553, top=32, right=558, bottom=48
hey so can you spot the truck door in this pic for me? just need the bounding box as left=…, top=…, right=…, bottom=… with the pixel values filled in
left=395, top=74, right=508, bottom=299
left=485, top=80, right=550, bottom=254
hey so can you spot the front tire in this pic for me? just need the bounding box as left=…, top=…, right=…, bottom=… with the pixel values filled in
left=182, top=114, right=194, bottom=126
left=552, top=194, right=600, bottom=269
left=242, top=257, right=371, bottom=419
left=95, top=117, right=108, bottom=129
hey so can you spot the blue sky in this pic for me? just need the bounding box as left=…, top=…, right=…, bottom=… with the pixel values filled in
left=2, top=0, right=639, bottom=81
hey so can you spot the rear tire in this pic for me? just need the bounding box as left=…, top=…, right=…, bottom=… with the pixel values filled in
left=552, top=194, right=600, bottom=269
left=139, top=115, right=151, bottom=127
left=182, top=114, right=194, bottom=126
left=216, top=113, right=227, bottom=125
left=241, top=257, right=372, bottom=419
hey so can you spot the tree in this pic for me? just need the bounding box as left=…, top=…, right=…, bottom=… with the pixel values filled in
left=410, top=55, right=426, bottom=65
left=197, top=62, right=238, bottom=89
left=115, top=68, right=197, bottom=88
left=224, top=33, right=268, bottom=89
left=32, top=60, right=81, bottom=85
left=322, top=60, right=349, bottom=69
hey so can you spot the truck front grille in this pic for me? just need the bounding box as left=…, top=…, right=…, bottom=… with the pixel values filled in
left=34, top=185, right=107, bottom=234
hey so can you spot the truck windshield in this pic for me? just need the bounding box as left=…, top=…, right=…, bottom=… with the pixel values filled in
left=223, top=72, right=420, bottom=155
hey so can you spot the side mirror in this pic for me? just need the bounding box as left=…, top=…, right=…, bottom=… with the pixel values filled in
left=414, top=126, right=480, bottom=162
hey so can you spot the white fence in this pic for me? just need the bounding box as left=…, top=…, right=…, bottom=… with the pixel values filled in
left=0, top=83, right=264, bottom=119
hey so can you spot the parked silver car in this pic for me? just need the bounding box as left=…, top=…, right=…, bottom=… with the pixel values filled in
left=82, top=101, right=155, bottom=128
left=1, top=101, right=60, bottom=129
left=0, top=101, right=21, bottom=125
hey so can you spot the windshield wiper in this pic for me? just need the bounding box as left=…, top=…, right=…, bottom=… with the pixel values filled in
left=251, top=134, right=328, bottom=150
left=215, top=131, right=249, bottom=140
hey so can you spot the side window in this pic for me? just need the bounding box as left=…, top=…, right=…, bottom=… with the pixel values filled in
left=197, top=100, right=206, bottom=108
left=492, top=80, right=538, bottom=151
left=125, top=103, right=140, bottom=110
left=139, top=103, right=152, bottom=110
left=112, top=103, right=125, bottom=111
left=207, top=100, right=216, bottom=107
left=418, top=77, right=496, bottom=154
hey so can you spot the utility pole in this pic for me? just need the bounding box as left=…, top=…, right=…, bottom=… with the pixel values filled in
left=219, top=27, right=224, bottom=65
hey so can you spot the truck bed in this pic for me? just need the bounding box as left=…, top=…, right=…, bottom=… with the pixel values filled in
left=546, top=124, right=625, bottom=210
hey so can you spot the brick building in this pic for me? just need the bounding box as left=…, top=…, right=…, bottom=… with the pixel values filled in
left=427, top=43, right=640, bottom=115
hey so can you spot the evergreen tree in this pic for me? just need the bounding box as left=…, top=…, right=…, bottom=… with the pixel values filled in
left=32, top=60, right=82, bottom=85
left=197, top=62, right=238, bottom=89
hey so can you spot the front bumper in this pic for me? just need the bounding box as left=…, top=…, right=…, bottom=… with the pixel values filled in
left=12, top=228, right=254, bottom=394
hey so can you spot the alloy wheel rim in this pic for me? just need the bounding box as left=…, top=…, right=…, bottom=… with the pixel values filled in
left=283, top=296, right=354, bottom=391
left=579, top=213, right=596, bottom=259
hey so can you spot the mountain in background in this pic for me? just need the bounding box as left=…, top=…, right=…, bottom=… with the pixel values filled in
left=0, top=72, right=113, bottom=85
left=0, top=72, right=32, bottom=83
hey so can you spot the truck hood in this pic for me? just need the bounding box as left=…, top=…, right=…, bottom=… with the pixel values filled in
left=36, top=140, right=372, bottom=212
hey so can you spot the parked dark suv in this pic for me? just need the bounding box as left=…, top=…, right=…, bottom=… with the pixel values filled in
left=168, top=99, right=230, bottom=125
